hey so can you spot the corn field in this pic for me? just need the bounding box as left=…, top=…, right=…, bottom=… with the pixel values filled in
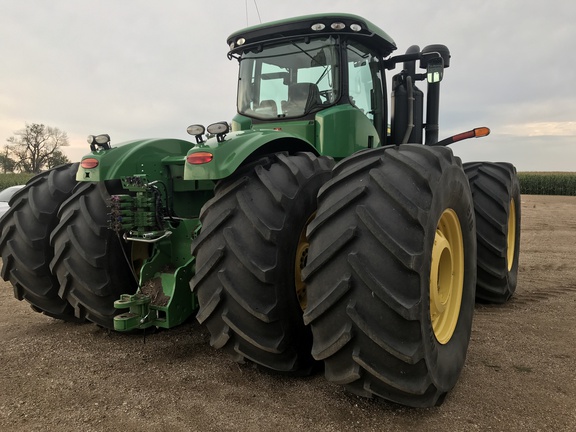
left=518, top=172, right=576, bottom=196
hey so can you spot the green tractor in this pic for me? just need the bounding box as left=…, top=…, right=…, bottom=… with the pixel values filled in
left=0, top=13, right=521, bottom=407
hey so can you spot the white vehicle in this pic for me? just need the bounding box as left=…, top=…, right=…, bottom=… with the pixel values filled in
left=0, top=185, right=25, bottom=218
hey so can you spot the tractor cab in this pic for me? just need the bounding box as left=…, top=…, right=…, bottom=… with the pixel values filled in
left=226, top=13, right=449, bottom=154
left=227, top=14, right=398, bottom=155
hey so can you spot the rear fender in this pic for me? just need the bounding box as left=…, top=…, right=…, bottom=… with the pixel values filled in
left=184, top=129, right=317, bottom=181
left=76, top=138, right=193, bottom=183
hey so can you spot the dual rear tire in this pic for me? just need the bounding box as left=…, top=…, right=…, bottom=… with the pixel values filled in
left=0, top=163, right=80, bottom=321
left=302, top=145, right=477, bottom=407
left=463, top=162, right=521, bottom=303
left=192, top=147, right=521, bottom=406
left=0, top=173, right=140, bottom=329
left=191, top=152, right=334, bottom=373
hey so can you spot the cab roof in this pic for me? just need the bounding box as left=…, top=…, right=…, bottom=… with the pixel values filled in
left=227, top=13, right=397, bottom=57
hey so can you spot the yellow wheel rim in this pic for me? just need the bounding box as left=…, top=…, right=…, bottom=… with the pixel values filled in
left=294, top=215, right=314, bottom=311
left=507, top=198, right=516, bottom=271
left=430, top=208, right=464, bottom=344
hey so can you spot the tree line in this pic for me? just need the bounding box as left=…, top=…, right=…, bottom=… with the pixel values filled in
left=2, top=123, right=71, bottom=174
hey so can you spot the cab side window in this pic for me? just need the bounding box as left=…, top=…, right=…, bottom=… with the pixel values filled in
left=346, top=42, right=384, bottom=138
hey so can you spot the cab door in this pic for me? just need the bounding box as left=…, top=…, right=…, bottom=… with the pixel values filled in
left=345, top=40, right=386, bottom=144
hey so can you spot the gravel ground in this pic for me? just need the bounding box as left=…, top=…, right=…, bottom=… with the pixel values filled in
left=1, top=194, right=575, bottom=431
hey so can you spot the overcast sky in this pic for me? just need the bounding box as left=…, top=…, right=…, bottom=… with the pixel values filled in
left=1, top=0, right=575, bottom=171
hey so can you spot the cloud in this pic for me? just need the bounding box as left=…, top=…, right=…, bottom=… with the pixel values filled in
left=501, top=122, right=576, bottom=137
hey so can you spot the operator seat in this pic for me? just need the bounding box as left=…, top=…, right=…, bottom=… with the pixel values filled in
left=257, top=99, right=278, bottom=118
left=284, top=83, right=322, bottom=115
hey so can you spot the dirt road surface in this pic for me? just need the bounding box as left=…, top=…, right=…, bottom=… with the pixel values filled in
left=1, top=195, right=575, bottom=431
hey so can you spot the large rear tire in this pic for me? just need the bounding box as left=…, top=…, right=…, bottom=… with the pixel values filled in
left=463, top=162, right=521, bottom=303
left=0, top=163, right=80, bottom=320
left=50, top=181, right=138, bottom=328
left=303, top=145, right=476, bottom=407
left=191, top=152, right=333, bottom=374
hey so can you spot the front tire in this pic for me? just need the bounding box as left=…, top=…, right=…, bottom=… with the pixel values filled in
left=191, top=152, right=333, bottom=374
left=303, top=145, right=476, bottom=407
left=463, top=162, right=521, bottom=303
left=0, top=163, right=80, bottom=320
left=50, top=181, right=138, bottom=328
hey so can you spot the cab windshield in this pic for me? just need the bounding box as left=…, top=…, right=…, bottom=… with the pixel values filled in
left=237, top=37, right=339, bottom=120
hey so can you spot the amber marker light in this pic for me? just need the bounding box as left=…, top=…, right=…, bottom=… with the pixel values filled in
left=81, top=158, right=99, bottom=169
left=452, top=127, right=491, bottom=142
left=474, top=127, right=490, bottom=137
left=432, top=127, right=491, bottom=147
left=187, top=152, right=213, bottom=165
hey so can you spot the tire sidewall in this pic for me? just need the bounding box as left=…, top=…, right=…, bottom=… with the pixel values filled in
left=273, top=168, right=327, bottom=359
left=507, top=173, right=521, bottom=292
left=421, top=163, right=476, bottom=391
